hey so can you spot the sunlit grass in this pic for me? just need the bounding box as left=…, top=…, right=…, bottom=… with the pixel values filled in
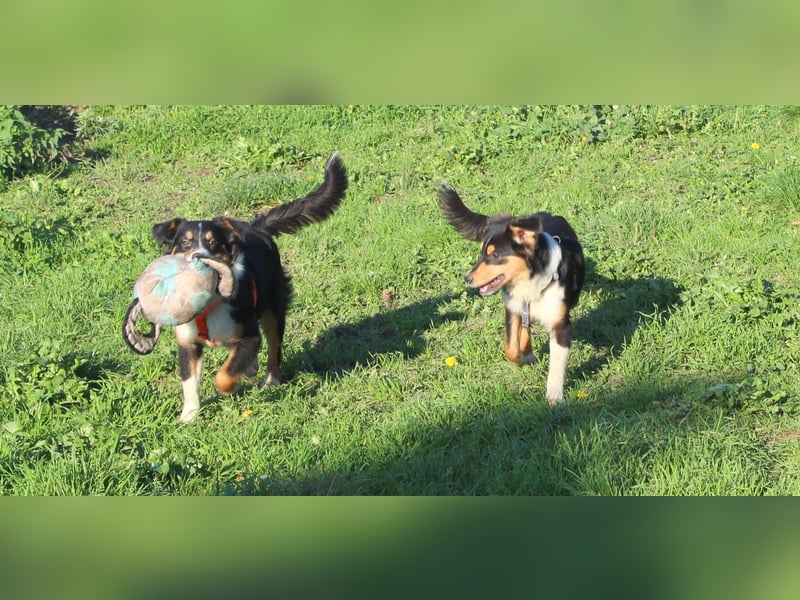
left=1, top=105, right=799, bottom=495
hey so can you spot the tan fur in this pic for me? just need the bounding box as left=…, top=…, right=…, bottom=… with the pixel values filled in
left=468, top=255, right=530, bottom=289
left=215, top=352, right=242, bottom=394
left=509, top=225, right=537, bottom=251
left=504, top=310, right=536, bottom=365
left=504, top=311, right=522, bottom=362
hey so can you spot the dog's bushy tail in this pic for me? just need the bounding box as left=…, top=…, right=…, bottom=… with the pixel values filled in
left=438, top=182, right=490, bottom=242
left=254, top=152, right=348, bottom=237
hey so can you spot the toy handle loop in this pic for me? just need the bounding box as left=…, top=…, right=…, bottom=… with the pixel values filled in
left=122, top=298, right=161, bottom=355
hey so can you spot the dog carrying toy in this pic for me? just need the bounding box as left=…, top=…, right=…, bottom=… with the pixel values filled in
left=122, top=254, right=235, bottom=355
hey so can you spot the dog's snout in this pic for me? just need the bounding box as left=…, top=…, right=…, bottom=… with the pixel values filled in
left=189, top=250, right=212, bottom=261
left=464, top=271, right=474, bottom=285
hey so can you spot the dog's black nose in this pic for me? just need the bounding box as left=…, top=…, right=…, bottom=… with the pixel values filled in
left=464, top=272, right=473, bottom=285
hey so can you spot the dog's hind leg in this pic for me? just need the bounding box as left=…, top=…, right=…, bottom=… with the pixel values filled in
left=546, top=317, right=573, bottom=405
left=215, top=336, right=261, bottom=394
left=259, top=309, right=285, bottom=386
left=177, top=342, right=204, bottom=424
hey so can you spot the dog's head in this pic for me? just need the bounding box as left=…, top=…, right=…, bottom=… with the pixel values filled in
left=438, top=183, right=554, bottom=295
left=152, top=217, right=241, bottom=264
left=464, top=216, right=548, bottom=295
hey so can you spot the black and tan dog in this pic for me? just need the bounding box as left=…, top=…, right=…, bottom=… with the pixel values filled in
left=124, top=153, right=347, bottom=423
left=438, top=183, right=585, bottom=405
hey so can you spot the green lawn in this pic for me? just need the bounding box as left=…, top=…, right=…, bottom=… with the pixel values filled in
left=1, top=105, right=799, bottom=495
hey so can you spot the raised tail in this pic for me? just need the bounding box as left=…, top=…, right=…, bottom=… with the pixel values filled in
left=438, top=182, right=490, bottom=242
left=254, top=152, right=348, bottom=236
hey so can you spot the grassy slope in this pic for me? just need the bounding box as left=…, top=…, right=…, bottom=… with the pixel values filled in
left=1, top=105, right=799, bottom=495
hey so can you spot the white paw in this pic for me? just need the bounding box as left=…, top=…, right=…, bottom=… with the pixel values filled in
left=260, top=373, right=281, bottom=387
left=178, top=408, right=198, bottom=424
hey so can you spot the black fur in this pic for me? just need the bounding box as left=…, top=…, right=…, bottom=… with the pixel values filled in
left=438, top=181, right=585, bottom=405
left=438, top=183, right=492, bottom=242
left=254, top=153, right=348, bottom=236
left=552, top=236, right=585, bottom=309
left=129, top=152, right=348, bottom=422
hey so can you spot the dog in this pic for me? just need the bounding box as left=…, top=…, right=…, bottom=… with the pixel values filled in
left=438, top=182, right=585, bottom=405
left=132, top=153, right=347, bottom=423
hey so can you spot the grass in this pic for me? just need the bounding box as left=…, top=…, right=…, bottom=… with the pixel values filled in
left=1, top=105, right=799, bottom=495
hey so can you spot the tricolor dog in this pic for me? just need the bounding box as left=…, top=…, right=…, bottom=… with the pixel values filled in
left=438, top=183, right=585, bottom=405
left=127, top=153, right=347, bottom=423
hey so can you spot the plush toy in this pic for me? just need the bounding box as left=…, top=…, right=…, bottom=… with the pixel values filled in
left=135, top=255, right=219, bottom=326
left=122, top=255, right=235, bottom=355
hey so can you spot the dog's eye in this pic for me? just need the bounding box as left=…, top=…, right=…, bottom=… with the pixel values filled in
left=180, top=238, right=192, bottom=249
left=207, top=239, right=218, bottom=249
left=489, top=252, right=498, bottom=260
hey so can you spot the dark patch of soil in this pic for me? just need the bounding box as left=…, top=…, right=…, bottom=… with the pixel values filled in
left=18, top=105, right=81, bottom=143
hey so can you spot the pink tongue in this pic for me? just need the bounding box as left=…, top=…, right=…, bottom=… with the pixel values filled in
left=480, top=277, right=501, bottom=295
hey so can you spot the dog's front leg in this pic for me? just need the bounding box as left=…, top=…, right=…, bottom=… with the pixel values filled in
left=177, top=342, right=204, bottom=423
left=546, top=317, right=573, bottom=405
left=517, top=321, right=536, bottom=365
left=504, top=308, right=522, bottom=363
left=504, top=308, right=537, bottom=365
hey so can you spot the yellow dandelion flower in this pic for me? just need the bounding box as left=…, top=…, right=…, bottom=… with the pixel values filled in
left=751, top=142, right=760, bottom=149
left=240, top=409, right=253, bottom=418
left=444, top=356, right=458, bottom=367
left=580, top=135, right=588, bottom=143
left=576, top=389, right=588, bottom=399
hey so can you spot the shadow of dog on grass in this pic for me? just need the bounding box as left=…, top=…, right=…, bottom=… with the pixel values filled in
left=565, top=256, right=684, bottom=384
left=292, top=294, right=463, bottom=377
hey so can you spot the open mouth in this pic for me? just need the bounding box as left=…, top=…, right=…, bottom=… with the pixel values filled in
left=477, top=274, right=506, bottom=296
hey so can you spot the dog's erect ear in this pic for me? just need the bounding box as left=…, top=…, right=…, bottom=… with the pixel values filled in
left=508, top=219, right=540, bottom=254
left=152, top=218, right=185, bottom=248
left=512, top=214, right=545, bottom=233
left=213, top=216, right=243, bottom=247
left=438, top=182, right=489, bottom=242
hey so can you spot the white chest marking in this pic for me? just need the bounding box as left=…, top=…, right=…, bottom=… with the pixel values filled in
left=175, top=301, right=241, bottom=347
left=502, top=233, right=564, bottom=329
